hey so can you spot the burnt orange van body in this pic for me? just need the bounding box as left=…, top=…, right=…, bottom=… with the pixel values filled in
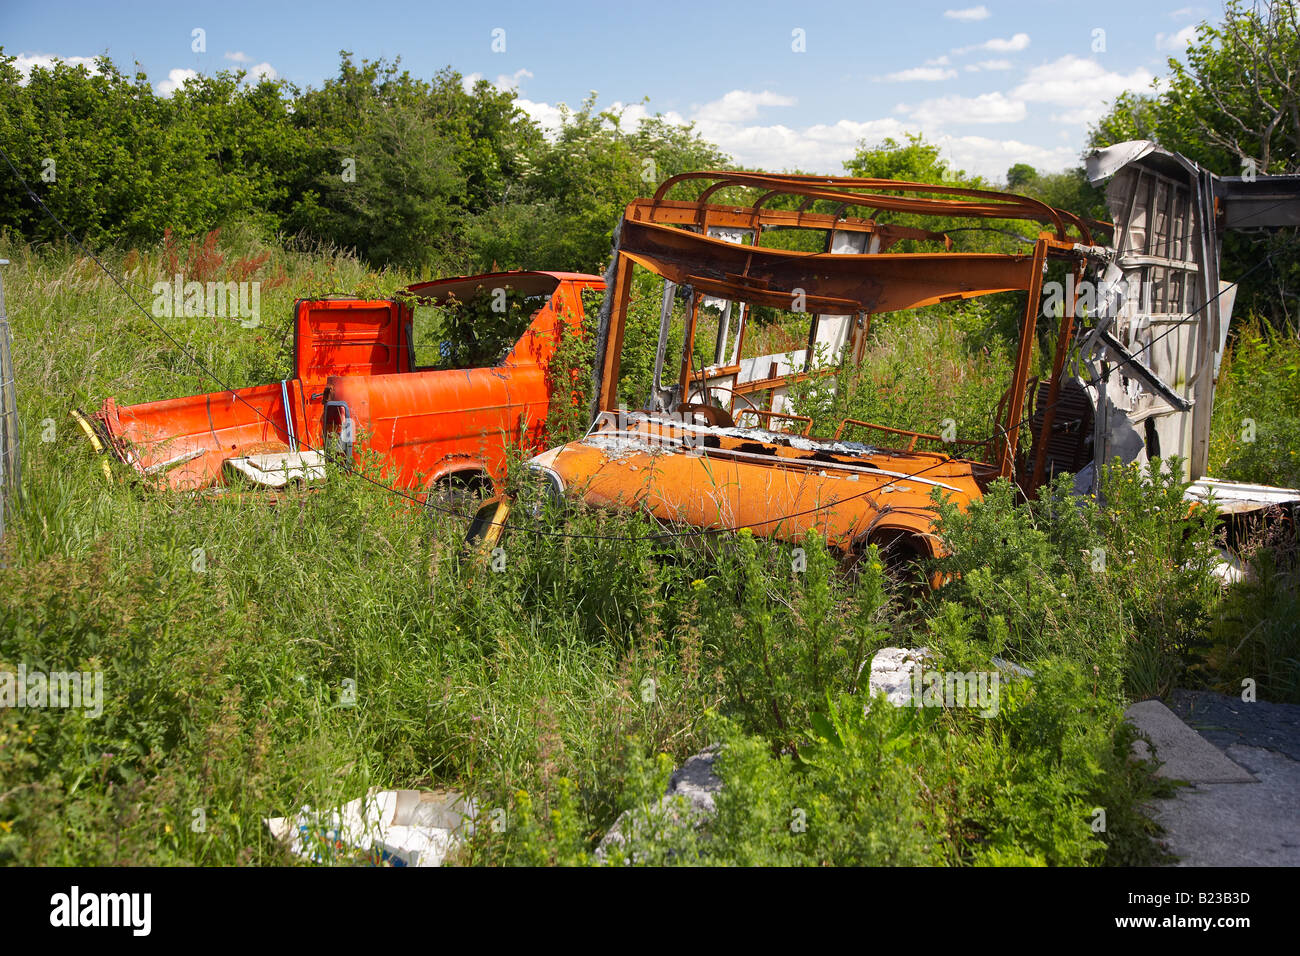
left=499, top=172, right=1099, bottom=565
left=90, top=270, right=604, bottom=498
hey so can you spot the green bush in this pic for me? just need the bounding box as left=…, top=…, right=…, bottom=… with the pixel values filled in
left=1209, top=319, right=1300, bottom=490
left=926, top=464, right=1219, bottom=700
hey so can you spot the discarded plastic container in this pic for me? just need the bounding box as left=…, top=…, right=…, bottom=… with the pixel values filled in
left=266, top=788, right=476, bottom=867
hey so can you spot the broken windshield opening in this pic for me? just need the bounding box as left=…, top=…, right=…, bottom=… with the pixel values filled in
left=410, top=284, right=553, bottom=370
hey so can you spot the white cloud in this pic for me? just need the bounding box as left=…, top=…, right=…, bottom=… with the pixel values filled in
left=495, top=68, right=533, bottom=91
left=514, top=98, right=565, bottom=135
left=1170, top=6, right=1203, bottom=19
left=926, top=55, right=951, bottom=66
left=1049, top=107, right=1105, bottom=126
left=606, top=100, right=687, bottom=128
left=879, top=66, right=958, bottom=82
left=934, top=134, right=1077, bottom=180
left=955, top=32, right=1030, bottom=54
left=1010, top=54, right=1154, bottom=124
left=694, top=89, right=797, bottom=124
left=898, top=91, right=1027, bottom=126
left=11, top=53, right=99, bottom=82
left=1156, top=25, right=1198, bottom=51
left=694, top=120, right=1078, bottom=181
left=701, top=117, right=912, bottom=173
left=503, top=79, right=1087, bottom=183
left=462, top=68, right=534, bottom=94
left=981, top=32, right=1031, bottom=52
left=969, top=59, right=1013, bottom=71
left=944, top=5, right=991, bottom=21
left=155, top=68, right=199, bottom=96
left=247, top=62, right=278, bottom=82
left=224, top=51, right=251, bottom=63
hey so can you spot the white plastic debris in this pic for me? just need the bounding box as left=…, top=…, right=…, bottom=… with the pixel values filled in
left=224, top=450, right=326, bottom=488
left=265, top=788, right=476, bottom=867
left=1208, top=546, right=1250, bottom=586
left=865, top=647, right=1033, bottom=712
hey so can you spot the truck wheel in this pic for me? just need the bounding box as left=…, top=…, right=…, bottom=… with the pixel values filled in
left=847, top=531, right=931, bottom=595
left=426, top=474, right=492, bottom=519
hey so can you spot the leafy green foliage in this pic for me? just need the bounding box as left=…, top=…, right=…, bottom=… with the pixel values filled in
left=1209, top=318, right=1300, bottom=489
left=464, top=98, right=728, bottom=272
left=0, top=52, right=724, bottom=276
left=544, top=299, right=598, bottom=446
left=417, top=287, right=549, bottom=370
left=845, top=133, right=980, bottom=186
left=0, top=56, right=300, bottom=247
left=927, top=465, right=1221, bottom=701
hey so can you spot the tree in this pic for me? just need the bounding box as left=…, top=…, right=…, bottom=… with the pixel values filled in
left=845, top=133, right=981, bottom=186
left=1168, top=0, right=1299, bottom=175
left=0, top=51, right=306, bottom=246
left=1006, top=163, right=1038, bottom=190
left=463, top=94, right=730, bottom=273
left=0, top=50, right=731, bottom=276
left=284, top=55, right=543, bottom=270
left=1091, top=1, right=1299, bottom=176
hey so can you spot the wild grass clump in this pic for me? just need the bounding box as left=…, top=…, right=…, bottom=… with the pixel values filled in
left=1209, top=317, right=1300, bottom=490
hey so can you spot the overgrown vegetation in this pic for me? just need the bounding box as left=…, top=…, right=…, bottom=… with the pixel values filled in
left=1209, top=318, right=1300, bottom=490
left=2, top=225, right=1291, bottom=867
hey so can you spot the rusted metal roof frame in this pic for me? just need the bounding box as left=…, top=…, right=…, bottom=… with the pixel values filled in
left=651, top=170, right=1094, bottom=244
left=593, top=173, right=1092, bottom=481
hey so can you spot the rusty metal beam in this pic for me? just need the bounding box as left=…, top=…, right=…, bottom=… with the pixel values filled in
left=619, top=218, right=1038, bottom=315
left=998, top=237, right=1049, bottom=478
left=597, top=253, right=634, bottom=411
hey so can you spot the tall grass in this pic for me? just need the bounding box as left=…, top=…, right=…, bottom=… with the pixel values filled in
left=0, top=228, right=1287, bottom=865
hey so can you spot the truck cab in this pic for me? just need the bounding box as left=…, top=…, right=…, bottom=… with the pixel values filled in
left=87, top=270, right=604, bottom=500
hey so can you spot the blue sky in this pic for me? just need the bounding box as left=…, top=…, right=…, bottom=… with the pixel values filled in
left=2, top=0, right=1219, bottom=179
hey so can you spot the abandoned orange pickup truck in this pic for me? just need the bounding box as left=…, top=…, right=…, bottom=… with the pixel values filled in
left=78, top=270, right=604, bottom=501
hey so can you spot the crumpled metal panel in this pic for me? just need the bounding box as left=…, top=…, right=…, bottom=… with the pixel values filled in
left=1086, top=141, right=1227, bottom=480
left=1085, top=141, right=1300, bottom=517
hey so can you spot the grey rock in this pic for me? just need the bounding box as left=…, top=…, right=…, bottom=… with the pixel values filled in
left=1169, top=689, right=1300, bottom=762
left=665, top=748, right=722, bottom=814
left=1147, top=745, right=1300, bottom=866
left=596, top=746, right=721, bottom=862
left=865, top=647, right=1032, bottom=711
left=867, top=646, right=932, bottom=707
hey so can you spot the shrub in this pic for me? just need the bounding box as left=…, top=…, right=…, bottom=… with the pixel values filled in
left=927, top=462, right=1220, bottom=700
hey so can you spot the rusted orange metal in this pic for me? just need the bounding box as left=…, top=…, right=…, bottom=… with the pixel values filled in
left=530, top=413, right=987, bottom=560
left=90, top=271, right=604, bottom=498
left=531, top=172, right=1092, bottom=563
